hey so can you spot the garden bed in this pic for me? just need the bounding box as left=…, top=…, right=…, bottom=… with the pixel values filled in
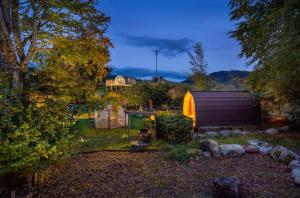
left=23, top=151, right=300, bottom=198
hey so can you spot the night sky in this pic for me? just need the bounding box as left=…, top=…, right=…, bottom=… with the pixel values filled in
left=99, top=0, right=249, bottom=80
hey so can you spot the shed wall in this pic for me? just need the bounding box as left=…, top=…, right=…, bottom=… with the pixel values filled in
left=191, top=91, right=261, bottom=127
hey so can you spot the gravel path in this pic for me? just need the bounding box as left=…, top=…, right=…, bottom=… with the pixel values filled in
left=26, top=151, right=300, bottom=198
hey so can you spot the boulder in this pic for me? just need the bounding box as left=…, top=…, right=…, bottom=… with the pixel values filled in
left=232, top=129, right=242, bottom=136
left=213, top=176, right=241, bottom=198
left=192, top=133, right=206, bottom=140
left=203, top=151, right=212, bottom=159
left=265, top=128, right=279, bottom=135
left=198, top=139, right=219, bottom=157
left=289, top=160, right=300, bottom=170
left=292, top=169, right=300, bottom=178
left=220, top=144, right=245, bottom=157
left=248, top=140, right=273, bottom=155
left=269, top=146, right=298, bottom=163
left=244, top=144, right=259, bottom=153
left=220, top=130, right=231, bottom=137
left=295, top=177, right=300, bottom=186
left=240, top=131, right=249, bottom=135
left=269, top=146, right=287, bottom=160
left=205, top=131, right=219, bottom=138
left=280, top=125, right=290, bottom=132
left=278, top=150, right=298, bottom=164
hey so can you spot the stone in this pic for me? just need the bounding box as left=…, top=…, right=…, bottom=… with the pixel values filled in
left=265, top=128, right=279, bottom=135
left=198, top=139, right=219, bottom=157
left=280, top=125, right=290, bottom=132
left=203, top=151, right=212, bottom=159
left=240, top=131, right=249, bottom=135
left=213, top=176, right=241, bottom=198
left=219, top=144, right=245, bottom=157
left=292, top=169, right=300, bottom=178
left=295, top=177, right=300, bottom=186
left=232, top=129, right=242, bottom=136
left=205, top=131, right=219, bottom=138
left=244, top=144, right=259, bottom=153
left=220, top=130, right=231, bottom=137
left=278, top=150, right=298, bottom=164
left=248, top=140, right=273, bottom=155
left=192, top=133, right=206, bottom=140
left=269, top=146, right=287, bottom=160
left=289, top=160, right=300, bottom=170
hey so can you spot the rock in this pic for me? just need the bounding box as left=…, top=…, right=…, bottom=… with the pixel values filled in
left=220, top=130, right=231, bottom=137
left=280, top=125, right=290, bottom=132
left=248, top=140, right=273, bottom=155
left=292, top=169, right=300, bottom=178
left=232, top=129, right=242, bottom=136
left=244, top=144, right=259, bottom=153
left=265, top=128, right=279, bottom=135
left=269, top=146, right=298, bottom=163
left=198, top=139, right=219, bottom=157
left=192, top=133, right=206, bottom=140
left=278, top=150, right=298, bottom=164
left=203, top=151, right=212, bottom=159
left=220, top=144, right=245, bottom=157
left=213, top=176, right=241, bottom=198
left=295, top=177, right=300, bottom=186
left=240, top=131, right=249, bottom=135
left=205, top=131, right=219, bottom=138
left=289, top=160, right=300, bottom=170
left=269, top=146, right=287, bottom=160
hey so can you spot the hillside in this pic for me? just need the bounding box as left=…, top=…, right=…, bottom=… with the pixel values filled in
left=182, top=70, right=250, bottom=91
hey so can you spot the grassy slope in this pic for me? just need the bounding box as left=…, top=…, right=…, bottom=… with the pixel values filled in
left=74, top=116, right=146, bottom=152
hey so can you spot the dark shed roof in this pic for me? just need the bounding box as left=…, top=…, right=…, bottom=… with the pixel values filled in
left=191, top=91, right=261, bottom=127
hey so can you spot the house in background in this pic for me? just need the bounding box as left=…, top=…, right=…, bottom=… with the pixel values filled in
left=106, top=75, right=136, bottom=90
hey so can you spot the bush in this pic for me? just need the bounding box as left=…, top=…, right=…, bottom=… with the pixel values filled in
left=156, top=114, right=193, bottom=143
left=0, top=88, right=76, bottom=188
left=166, top=144, right=191, bottom=161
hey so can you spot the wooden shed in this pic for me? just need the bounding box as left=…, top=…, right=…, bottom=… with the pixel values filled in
left=183, top=91, right=261, bottom=127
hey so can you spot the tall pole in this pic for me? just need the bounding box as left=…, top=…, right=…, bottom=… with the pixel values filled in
left=155, top=50, right=158, bottom=79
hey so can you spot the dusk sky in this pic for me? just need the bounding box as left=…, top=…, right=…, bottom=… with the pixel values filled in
left=100, top=0, right=250, bottom=80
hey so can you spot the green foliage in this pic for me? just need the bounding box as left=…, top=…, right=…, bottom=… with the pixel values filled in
left=165, top=144, right=191, bottom=162
left=156, top=115, right=193, bottom=143
left=121, top=85, right=147, bottom=109
left=229, top=0, right=300, bottom=124
left=0, top=88, right=75, bottom=175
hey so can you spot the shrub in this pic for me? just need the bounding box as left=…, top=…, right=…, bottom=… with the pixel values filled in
left=166, top=144, right=191, bottom=161
left=156, top=114, right=193, bottom=143
left=0, top=88, right=76, bottom=190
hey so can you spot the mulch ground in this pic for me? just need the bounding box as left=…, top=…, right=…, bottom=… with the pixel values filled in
left=18, top=151, right=300, bottom=198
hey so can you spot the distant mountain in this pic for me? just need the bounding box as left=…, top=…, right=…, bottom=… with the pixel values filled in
left=182, top=70, right=250, bottom=91
left=110, top=67, right=187, bottom=82
left=209, top=70, right=249, bottom=83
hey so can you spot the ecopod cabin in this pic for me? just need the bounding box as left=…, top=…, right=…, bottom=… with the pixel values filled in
left=183, top=91, right=261, bottom=128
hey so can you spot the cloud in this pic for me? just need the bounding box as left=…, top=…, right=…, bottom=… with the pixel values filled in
left=111, top=66, right=187, bottom=82
left=118, top=33, right=194, bottom=57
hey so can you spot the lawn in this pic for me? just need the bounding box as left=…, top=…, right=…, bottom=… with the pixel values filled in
left=73, top=115, right=147, bottom=152
left=214, top=131, right=300, bottom=151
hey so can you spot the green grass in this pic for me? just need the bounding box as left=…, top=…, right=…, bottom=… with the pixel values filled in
left=74, top=115, right=147, bottom=152
left=214, top=132, right=300, bottom=150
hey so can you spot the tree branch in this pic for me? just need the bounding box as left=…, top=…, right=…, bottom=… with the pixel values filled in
left=12, top=0, right=25, bottom=62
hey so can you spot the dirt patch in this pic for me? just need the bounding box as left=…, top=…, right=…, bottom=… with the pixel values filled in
left=22, top=152, right=300, bottom=197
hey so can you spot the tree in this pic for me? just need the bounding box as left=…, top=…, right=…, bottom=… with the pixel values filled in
left=229, top=0, right=300, bottom=123
left=38, top=36, right=110, bottom=104
left=0, top=1, right=111, bottom=195
left=0, top=0, right=110, bottom=90
left=188, top=42, right=208, bottom=90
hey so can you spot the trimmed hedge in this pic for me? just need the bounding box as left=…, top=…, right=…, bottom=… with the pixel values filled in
left=156, top=114, right=193, bottom=143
